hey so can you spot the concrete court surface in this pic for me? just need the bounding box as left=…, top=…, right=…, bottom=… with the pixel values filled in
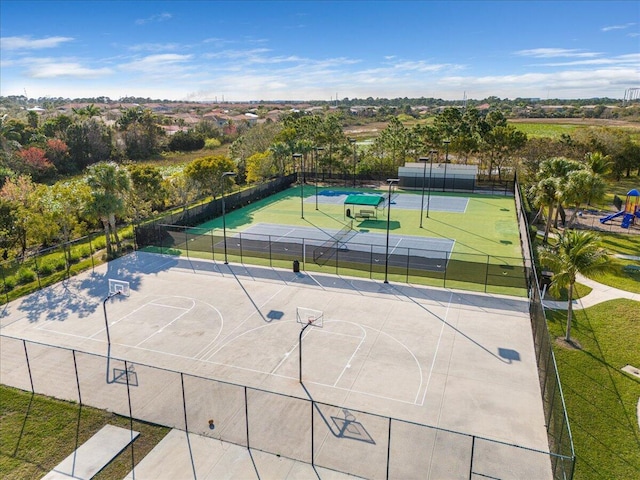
left=123, top=428, right=357, bottom=480
left=0, top=251, right=552, bottom=479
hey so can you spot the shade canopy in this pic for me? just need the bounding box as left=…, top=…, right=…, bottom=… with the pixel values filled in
left=344, top=194, right=385, bottom=207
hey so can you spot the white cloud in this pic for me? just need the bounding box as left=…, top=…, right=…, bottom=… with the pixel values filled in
left=135, top=13, right=172, bottom=25
left=601, top=23, right=636, bottom=32
left=0, top=36, right=74, bottom=51
left=515, top=48, right=600, bottom=58
left=129, top=43, right=181, bottom=52
left=27, top=62, right=112, bottom=79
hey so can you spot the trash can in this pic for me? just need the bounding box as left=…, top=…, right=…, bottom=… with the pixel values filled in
left=346, top=208, right=351, bottom=218
left=293, top=260, right=300, bottom=273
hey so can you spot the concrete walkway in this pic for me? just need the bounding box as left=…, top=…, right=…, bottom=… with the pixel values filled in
left=42, top=425, right=138, bottom=480
left=542, top=273, right=640, bottom=310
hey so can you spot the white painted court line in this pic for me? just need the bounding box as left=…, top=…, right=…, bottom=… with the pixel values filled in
left=333, top=323, right=367, bottom=387
left=418, top=292, right=453, bottom=406
left=134, top=299, right=195, bottom=347
left=197, top=284, right=288, bottom=361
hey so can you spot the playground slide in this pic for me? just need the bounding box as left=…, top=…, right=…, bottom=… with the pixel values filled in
left=599, top=210, right=624, bottom=224
left=621, top=213, right=634, bottom=228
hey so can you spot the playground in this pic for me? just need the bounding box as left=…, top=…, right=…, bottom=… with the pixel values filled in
left=599, top=188, right=640, bottom=229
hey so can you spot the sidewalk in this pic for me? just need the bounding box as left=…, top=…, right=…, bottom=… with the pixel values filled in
left=543, top=273, right=640, bottom=310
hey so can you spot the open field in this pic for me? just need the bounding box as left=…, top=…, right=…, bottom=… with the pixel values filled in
left=0, top=384, right=169, bottom=480
left=546, top=300, right=640, bottom=480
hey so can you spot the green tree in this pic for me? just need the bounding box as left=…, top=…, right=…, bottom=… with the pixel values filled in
left=116, top=107, right=164, bottom=160
left=0, top=175, right=41, bottom=257
left=127, top=164, right=166, bottom=218
left=538, top=230, right=610, bottom=342
left=245, top=151, right=276, bottom=183
left=66, top=118, right=113, bottom=173
left=183, top=155, right=236, bottom=198
left=85, top=162, right=131, bottom=257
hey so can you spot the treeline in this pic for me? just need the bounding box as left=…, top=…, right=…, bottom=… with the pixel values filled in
left=1, top=103, right=639, bottom=264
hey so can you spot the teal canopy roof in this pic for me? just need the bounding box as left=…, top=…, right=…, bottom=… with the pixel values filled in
left=344, top=194, right=385, bottom=207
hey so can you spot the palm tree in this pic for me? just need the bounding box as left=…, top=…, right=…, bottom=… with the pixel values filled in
left=85, top=162, right=131, bottom=256
left=538, top=230, right=610, bottom=342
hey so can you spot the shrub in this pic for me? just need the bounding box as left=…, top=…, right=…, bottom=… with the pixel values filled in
left=204, top=138, right=221, bottom=149
left=38, top=261, right=55, bottom=276
left=78, top=246, right=91, bottom=258
left=2, top=276, right=16, bottom=293
left=16, top=267, right=36, bottom=285
left=68, top=252, right=80, bottom=264
left=93, top=237, right=106, bottom=250
left=54, top=258, right=67, bottom=271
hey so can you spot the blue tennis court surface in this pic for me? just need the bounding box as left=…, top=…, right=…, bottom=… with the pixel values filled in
left=239, top=223, right=455, bottom=257
left=310, top=190, right=468, bottom=213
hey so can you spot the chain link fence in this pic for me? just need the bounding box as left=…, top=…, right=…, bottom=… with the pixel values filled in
left=135, top=224, right=528, bottom=297
left=515, top=180, right=576, bottom=480
left=1, top=335, right=568, bottom=479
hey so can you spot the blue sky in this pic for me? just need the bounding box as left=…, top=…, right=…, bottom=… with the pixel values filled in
left=1, top=1, right=638, bottom=101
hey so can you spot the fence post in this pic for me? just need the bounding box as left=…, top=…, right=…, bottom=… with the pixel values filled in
left=244, top=386, right=250, bottom=448
left=185, top=230, right=190, bottom=258
left=311, top=400, right=315, bottom=466
left=484, top=256, right=490, bottom=293
left=72, top=350, right=82, bottom=405
left=23, top=340, right=34, bottom=393
left=386, top=417, right=392, bottom=480
left=239, top=232, right=243, bottom=264
left=89, top=235, right=95, bottom=271
left=33, top=254, right=42, bottom=289
left=210, top=231, right=215, bottom=261
left=406, top=249, right=410, bottom=283
left=1, top=261, right=8, bottom=304
left=269, top=235, right=273, bottom=267
left=369, top=245, right=373, bottom=279
left=468, top=435, right=476, bottom=479
left=124, top=360, right=135, bottom=476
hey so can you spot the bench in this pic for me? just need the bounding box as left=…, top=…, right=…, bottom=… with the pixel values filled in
left=623, top=264, right=640, bottom=274
left=355, top=209, right=375, bottom=219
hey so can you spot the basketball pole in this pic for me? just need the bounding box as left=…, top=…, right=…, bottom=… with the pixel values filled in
left=299, top=322, right=312, bottom=383
left=103, top=291, right=122, bottom=349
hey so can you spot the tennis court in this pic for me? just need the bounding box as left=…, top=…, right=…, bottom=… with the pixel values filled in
left=0, top=251, right=552, bottom=478
left=312, top=189, right=469, bottom=213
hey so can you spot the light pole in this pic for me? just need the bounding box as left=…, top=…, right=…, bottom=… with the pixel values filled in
left=418, top=157, right=428, bottom=228
left=349, top=138, right=357, bottom=188
left=443, top=140, right=450, bottom=192
left=314, top=146, right=324, bottom=210
left=221, top=171, right=236, bottom=264
left=427, top=150, right=437, bottom=218
left=293, top=153, right=303, bottom=218
left=384, top=178, right=399, bottom=284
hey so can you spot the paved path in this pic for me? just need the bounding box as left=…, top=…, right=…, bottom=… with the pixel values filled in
left=543, top=273, right=640, bottom=310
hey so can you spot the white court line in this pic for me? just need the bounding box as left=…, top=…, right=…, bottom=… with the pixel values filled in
left=418, top=292, right=453, bottom=406
left=147, top=302, right=189, bottom=311
left=333, top=323, right=367, bottom=387
left=272, top=228, right=297, bottom=243
left=196, top=284, right=287, bottom=360
left=269, top=322, right=316, bottom=375
left=134, top=299, right=195, bottom=347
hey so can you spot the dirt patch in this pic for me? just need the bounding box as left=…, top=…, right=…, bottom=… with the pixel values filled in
left=555, top=337, right=583, bottom=350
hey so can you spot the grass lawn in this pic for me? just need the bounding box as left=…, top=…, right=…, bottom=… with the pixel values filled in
left=0, top=385, right=169, bottom=479
left=546, top=300, right=640, bottom=480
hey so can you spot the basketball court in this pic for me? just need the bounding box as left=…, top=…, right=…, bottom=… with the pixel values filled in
left=0, top=250, right=551, bottom=478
